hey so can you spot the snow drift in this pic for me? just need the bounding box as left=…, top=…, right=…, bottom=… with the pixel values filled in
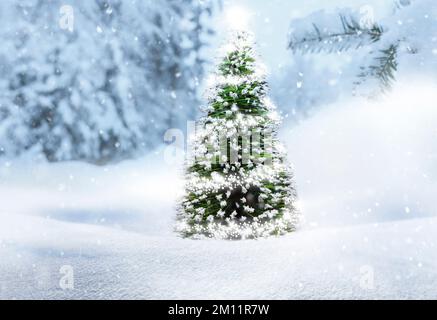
left=285, top=81, right=437, bottom=228
left=1, top=82, right=437, bottom=299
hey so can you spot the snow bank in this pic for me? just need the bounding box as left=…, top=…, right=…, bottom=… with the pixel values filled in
left=284, top=81, right=437, bottom=228
left=1, top=82, right=437, bottom=299
left=0, top=151, right=183, bottom=236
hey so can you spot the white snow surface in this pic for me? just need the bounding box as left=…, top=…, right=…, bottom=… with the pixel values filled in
left=1, top=83, right=437, bottom=299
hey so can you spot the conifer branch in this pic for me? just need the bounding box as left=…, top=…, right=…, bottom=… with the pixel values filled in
left=354, top=43, right=398, bottom=95
left=289, top=14, right=383, bottom=53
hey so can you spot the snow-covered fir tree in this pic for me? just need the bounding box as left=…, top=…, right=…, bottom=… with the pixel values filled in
left=177, top=32, right=299, bottom=239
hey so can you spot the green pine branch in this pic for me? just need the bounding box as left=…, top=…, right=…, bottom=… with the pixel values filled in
left=354, top=43, right=398, bottom=95
left=289, top=14, right=383, bottom=53
left=208, top=81, right=268, bottom=118
left=219, top=50, right=255, bottom=76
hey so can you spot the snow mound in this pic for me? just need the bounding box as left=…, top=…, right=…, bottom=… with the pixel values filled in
left=1, top=83, right=437, bottom=299
left=284, top=82, right=437, bottom=228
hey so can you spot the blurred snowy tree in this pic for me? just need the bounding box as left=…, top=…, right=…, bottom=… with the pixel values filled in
left=0, top=0, right=217, bottom=162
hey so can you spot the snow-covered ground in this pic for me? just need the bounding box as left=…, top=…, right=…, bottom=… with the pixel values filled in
left=1, top=83, right=437, bottom=299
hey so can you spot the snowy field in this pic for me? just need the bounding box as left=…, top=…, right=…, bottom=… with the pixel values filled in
left=1, top=84, right=436, bottom=299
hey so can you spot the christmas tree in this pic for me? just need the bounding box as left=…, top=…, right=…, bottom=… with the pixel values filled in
left=177, top=32, right=299, bottom=239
